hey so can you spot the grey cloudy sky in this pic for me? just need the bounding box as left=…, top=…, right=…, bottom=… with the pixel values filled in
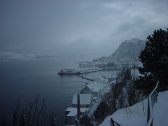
left=0, top=0, right=168, bottom=58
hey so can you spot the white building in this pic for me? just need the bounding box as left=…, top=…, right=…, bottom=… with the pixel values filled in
left=65, top=94, right=92, bottom=125
left=72, top=94, right=92, bottom=108
left=80, top=76, right=109, bottom=96
left=65, top=107, right=89, bottom=125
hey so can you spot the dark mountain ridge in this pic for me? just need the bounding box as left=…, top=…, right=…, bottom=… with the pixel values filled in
left=109, top=39, right=145, bottom=60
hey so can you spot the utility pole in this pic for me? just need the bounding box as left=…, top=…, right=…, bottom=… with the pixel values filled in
left=76, top=94, right=80, bottom=126
left=133, top=57, right=136, bottom=81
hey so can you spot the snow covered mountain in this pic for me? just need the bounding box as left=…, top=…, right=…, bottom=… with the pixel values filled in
left=91, top=39, right=145, bottom=67
left=0, top=52, right=60, bottom=60
left=109, top=39, right=145, bottom=60
left=0, top=52, right=36, bottom=60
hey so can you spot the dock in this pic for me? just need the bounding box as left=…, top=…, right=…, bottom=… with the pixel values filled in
left=79, top=67, right=122, bottom=74
left=78, top=75, right=94, bottom=81
left=58, top=67, right=121, bottom=76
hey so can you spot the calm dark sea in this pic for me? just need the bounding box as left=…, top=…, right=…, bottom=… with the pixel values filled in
left=0, top=57, right=116, bottom=125
left=0, top=57, right=90, bottom=125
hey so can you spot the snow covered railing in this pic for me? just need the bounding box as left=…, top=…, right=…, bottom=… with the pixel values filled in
left=147, top=81, right=159, bottom=126
left=111, top=118, right=120, bottom=126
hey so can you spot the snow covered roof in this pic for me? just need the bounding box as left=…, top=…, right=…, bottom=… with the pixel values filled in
left=66, top=110, right=76, bottom=117
left=66, top=107, right=88, bottom=117
left=80, top=76, right=109, bottom=93
left=66, top=107, right=88, bottom=112
left=72, top=94, right=92, bottom=105
left=87, top=82, right=104, bottom=92
left=94, top=76, right=109, bottom=83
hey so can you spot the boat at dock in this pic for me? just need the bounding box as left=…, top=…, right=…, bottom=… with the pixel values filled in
left=58, top=69, right=81, bottom=76
left=58, top=67, right=121, bottom=76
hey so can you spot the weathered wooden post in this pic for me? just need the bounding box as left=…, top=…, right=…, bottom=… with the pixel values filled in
left=77, top=94, right=80, bottom=126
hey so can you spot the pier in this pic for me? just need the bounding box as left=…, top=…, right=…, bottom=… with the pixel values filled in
left=79, top=67, right=121, bottom=74
left=78, top=75, right=94, bottom=81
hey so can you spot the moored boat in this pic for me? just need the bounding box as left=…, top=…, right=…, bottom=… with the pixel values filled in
left=58, top=69, right=81, bottom=76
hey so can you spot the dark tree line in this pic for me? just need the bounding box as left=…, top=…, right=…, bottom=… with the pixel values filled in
left=136, top=28, right=168, bottom=93
left=0, top=96, right=58, bottom=126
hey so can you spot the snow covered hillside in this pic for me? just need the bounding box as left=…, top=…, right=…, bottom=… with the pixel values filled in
left=90, top=39, right=145, bottom=68
left=109, top=39, right=145, bottom=60
left=99, top=91, right=168, bottom=126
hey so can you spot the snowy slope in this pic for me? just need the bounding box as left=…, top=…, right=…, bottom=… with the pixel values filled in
left=153, top=91, right=168, bottom=125
left=99, top=91, right=168, bottom=126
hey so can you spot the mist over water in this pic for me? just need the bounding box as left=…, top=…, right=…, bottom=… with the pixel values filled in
left=0, top=57, right=87, bottom=125
left=0, top=55, right=118, bottom=125
left=1, top=1, right=168, bottom=125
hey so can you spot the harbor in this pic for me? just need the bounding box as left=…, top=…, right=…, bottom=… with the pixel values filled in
left=58, top=59, right=138, bottom=125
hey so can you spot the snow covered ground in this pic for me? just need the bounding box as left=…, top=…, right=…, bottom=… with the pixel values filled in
left=153, top=91, right=168, bottom=125
left=99, top=91, right=168, bottom=126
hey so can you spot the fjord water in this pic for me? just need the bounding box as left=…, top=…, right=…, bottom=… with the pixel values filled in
left=0, top=57, right=89, bottom=125
left=0, top=57, right=116, bottom=125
